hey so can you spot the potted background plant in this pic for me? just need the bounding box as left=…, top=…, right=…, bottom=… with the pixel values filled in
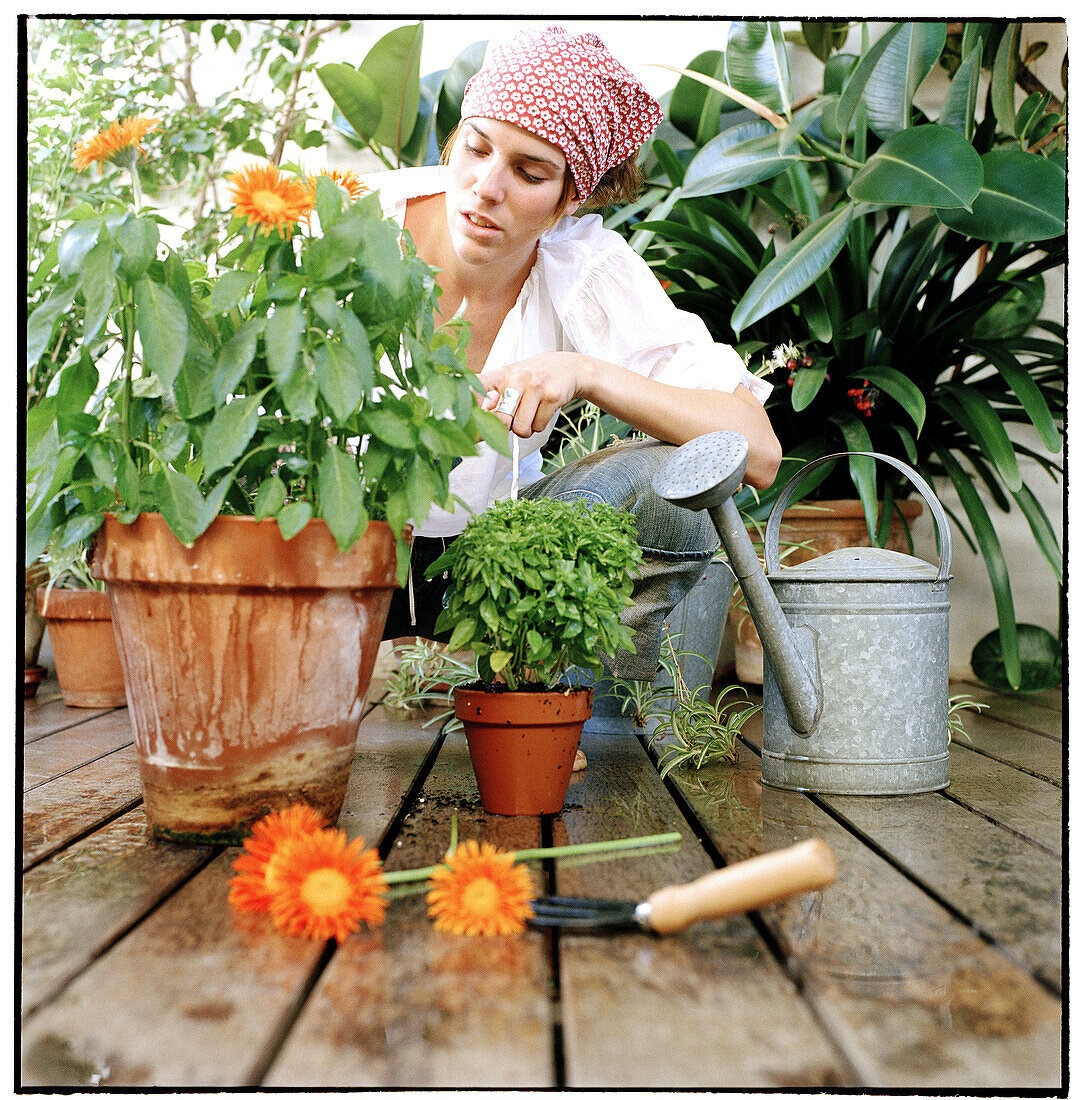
left=425, top=496, right=642, bottom=815
left=24, top=109, right=503, bottom=842
left=618, top=20, right=1064, bottom=690
left=34, top=541, right=127, bottom=708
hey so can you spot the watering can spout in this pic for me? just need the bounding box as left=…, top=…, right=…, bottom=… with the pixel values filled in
left=653, top=431, right=823, bottom=734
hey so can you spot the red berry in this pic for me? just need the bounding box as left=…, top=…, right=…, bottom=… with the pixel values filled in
left=801, top=355, right=814, bottom=368
left=786, top=358, right=799, bottom=371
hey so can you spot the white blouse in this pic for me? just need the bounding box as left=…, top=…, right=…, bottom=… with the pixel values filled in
left=371, top=165, right=771, bottom=538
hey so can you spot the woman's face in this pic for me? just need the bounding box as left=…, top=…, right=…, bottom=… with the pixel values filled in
left=445, top=118, right=577, bottom=269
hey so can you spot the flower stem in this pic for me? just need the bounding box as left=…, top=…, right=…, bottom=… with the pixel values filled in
left=383, top=830, right=682, bottom=885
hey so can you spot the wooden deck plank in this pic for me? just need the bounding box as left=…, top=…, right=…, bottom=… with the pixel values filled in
left=22, top=695, right=121, bottom=743
left=21, top=807, right=215, bottom=1016
left=265, top=721, right=555, bottom=1088
left=22, top=745, right=144, bottom=869
left=666, top=729, right=1062, bottom=1090
left=944, top=743, right=1061, bottom=855
left=19, top=709, right=440, bottom=1089
left=22, top=711, right=134, bottom=791
left=957, top=681, right=1062, bottom=731
left=952, top=710, right=1062, bottom=786
left=554, top=733, right=847, bottom=1089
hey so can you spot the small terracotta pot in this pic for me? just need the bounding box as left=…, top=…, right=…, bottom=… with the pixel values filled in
left=24, top=665, right=46, bottom=699
left=92, top=513, right=401, bottom=844
left=454, top=685, right=592, bottom=815
left=36, top=587, right=127, bottom=708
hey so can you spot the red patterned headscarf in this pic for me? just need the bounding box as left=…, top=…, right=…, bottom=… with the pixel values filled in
left=459, top=25, right=663, bottom=201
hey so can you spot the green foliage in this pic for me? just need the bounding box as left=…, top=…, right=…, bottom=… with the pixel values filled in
left=427, top=497, right=642, bottom=689
left=970, top=624, right=1062, bottom=692
left=25, top=176, right=498, bottom=575
left=619, top=19, right=1065, bottom=689
left=947, top=693, right=987, bottom=744
left=380, top=641, right=480, bottom=727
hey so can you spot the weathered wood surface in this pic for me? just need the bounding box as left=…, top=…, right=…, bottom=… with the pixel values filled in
left=22, top=710, right=134, bottom=791
left=265, top=718, right=554, bottom=1088
left=22, top=690, right=120, bottom=743
left=667, top=729, right=1062, bottom=1089
left=19, top=706, right=438, bottom=1088
left=20, top=682, right=1062, bottom=1090
left=22, top=745, right=144, bottom=870
left=555, top=734, right=845, bottom=1089
left=959, top=680, right=1062, bottom=731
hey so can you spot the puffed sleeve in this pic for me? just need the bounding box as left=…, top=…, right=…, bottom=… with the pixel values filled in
left=538, top=214, right=772, bottom=404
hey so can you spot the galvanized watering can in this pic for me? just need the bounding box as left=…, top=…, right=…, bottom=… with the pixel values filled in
left=654, top=431, right=952, bottom=796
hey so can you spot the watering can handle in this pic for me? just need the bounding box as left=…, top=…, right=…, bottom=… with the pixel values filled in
left=763, top=452, right=952, bottom=583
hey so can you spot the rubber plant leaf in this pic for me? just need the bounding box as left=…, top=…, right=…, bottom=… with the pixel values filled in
left=861, top=22, right=947, bottom=139
left=835, top=23, right=903, bottom=142
left=731, top=204, right=854, bottom=334
left=938, top=42, right=983, bottom=140
left=668, top=50, right=726, bottom=144
left=937, top=148, right=1065, bottom=242
left=317, top=63, right=382, bottom=145
left=723, top=21, right=793, bottom=118
left=682, top=119, right=802, bottom=197
left=436, top=40, right=487, bottom=147
left=848, top=125, right=982, bottom=210
left=990, top=22, right=1022, bottom=137
left=359, top=22, right=423, bottom=155
left=135, top=276, right=188, bottom=390
left=936, top=446, right=1021, bottom=689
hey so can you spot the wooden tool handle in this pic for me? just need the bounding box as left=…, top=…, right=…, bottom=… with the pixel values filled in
left=645, top=839, right=838, bottom=935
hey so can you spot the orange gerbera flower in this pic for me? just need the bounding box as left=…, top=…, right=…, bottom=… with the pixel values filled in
left=268, top=828, right=388, bottom=941
left=228, top=802, right=327, bottom=914
left=227, top=162, right=314, bottom=240
left=309, top=168, right=369, bottom=203
left=72, top=116, right=160, bottom=172
left=426, top=839, right=536, bottom=936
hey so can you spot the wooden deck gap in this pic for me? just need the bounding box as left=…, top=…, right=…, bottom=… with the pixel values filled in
left=248, top=938, right=340, bottom=1086
left=938, top=788, right=1061, bottom=858
left=540, top=815, right=568, bottom=1089
left=22, top=741, right=136, bottom=794
left=20, top=796, right=144, bottom=874
left=375, top=728, right=447, bottom=863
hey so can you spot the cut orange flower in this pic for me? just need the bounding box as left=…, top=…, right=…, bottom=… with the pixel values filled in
left=426, top=839, right=536, bottom=936
left=72, top=116, right=160, bottom=172
left=227, top=162, right=314, bottom=240
left=268, top=828, right=389, bottom=941
left=228, top=802, right=327, bottom=914
left=309, top=168, right=369, bottom=203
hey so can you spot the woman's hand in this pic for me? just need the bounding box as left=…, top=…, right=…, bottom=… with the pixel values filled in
left=477, top=353, right=580, bottom=438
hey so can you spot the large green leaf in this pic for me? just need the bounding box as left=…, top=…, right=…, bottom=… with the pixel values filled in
left=723, top=21, right=792, bottom=116
left=155, top=464, right=208, bottom=548
left=828, top=414, right=878, bottom=539
left=360, top=22, right=423, bottom=154
left=135, top=276, right=188, bottom=389
left=669, top=50, right=727, bottom=144
left=938, top=42, right=982, bottom=140
left=265, top=298, right=303, bottom=389
left=835, top=23, right=903, bottom=141
left=80, top=239, right=119, bottom=345
left=936, top=446, right=1021, bottom=688
left=937, top=383, right=1022, bottom=492
left=848, top=125, right=982, bottom=210
left=857, top=365, right=926, bottom=434
left=731, top=204, right=854, bottom=334
left=435, top=40, right=487, bottom=147
left=318, top=443, right=367, bottom=550
left=681, top=119, right=803, bottom=197
left=937, top=148, right=1065, bottom=242
left=211, top=318, right=261, bottom=400
left=317, top=63, right=382, bottom=144
left=990, top=22, right=1021, bottom=137
left=1010, top=483, right=1063, bottom=579
left=313, top=341, right=363, bottom=423
left=966, top=339, right=1062, bottom=454
left=202, top=392, right=263, bottom=476
left=862, top=22, right=946, bottom=138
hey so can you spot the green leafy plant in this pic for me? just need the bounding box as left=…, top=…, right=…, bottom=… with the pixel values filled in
left=427, top=496, right=642, bottom=689
left=381, top=641, right=479, bottom=722
left=25, top=125, right=504, bottom=579
left=947, top=693, right=988, bottom=744
left=621, top=20, right=1064, bottom=688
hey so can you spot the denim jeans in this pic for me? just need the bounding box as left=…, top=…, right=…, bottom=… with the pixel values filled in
left=384, top=439, right=719, bottom=681
left=521, top=438, right=719, bottom=680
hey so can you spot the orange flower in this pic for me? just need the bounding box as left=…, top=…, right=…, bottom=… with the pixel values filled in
left=309, top=168, right=369, bottom=203
left=268, top=829, right=388, bottom=941
left=72, top=116, right=160, bottom=172
left=227, top=162, right=314, bottom=240
left=426, top=839, right=536, bottom=936
left=228, top=802, right=327, bottom=914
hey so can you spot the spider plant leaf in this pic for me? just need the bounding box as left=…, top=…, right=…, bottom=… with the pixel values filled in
left=731, top=204, right=854, bottom=334
left=965, top=339, right=1062, bottom=454
left=937, top=384, right=1022, bottom=492
left=936, top=447, right=1021, bottom=689
left=848, top=125, right=982, bottom=209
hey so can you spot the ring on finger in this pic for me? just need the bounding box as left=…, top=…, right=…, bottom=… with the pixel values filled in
left=494, top=387, right=522, bottom=416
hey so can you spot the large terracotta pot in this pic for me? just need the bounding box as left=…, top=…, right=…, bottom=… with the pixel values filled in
left=454, top=685, right=592, bottom=815
left=35, top=587, right=127, bottom=707
left=734, top=499, right=923, bottom=685
left=92, top=513, right=401, bottom=844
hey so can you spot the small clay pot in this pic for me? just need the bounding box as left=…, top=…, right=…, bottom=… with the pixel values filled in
left=454, top=685, right=592, bottom=815
left=36, top=588, right=126, bottom=708
left=24, top=665, right=46, bottom=699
